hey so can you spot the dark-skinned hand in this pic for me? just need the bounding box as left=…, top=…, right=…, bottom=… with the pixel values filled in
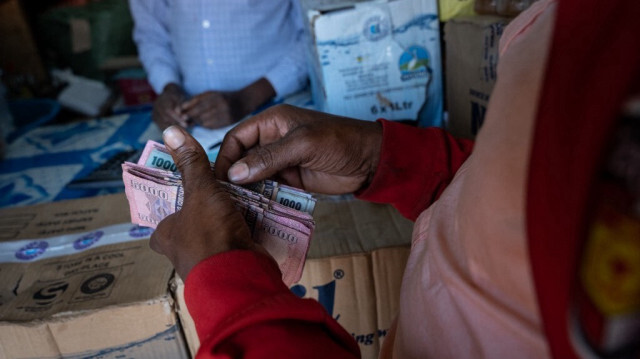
left=152, top=83, right=188, bottom=131
left=180, top=77, right=276, bottom=130
left=180, top=90, right=243, bottom=129
left=149, top=126, right=268, bottom=280
left=215, top=104, right=383, bottom=195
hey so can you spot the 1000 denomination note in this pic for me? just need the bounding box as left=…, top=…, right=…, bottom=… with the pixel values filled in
left=139, top=141, right=316, bottom=215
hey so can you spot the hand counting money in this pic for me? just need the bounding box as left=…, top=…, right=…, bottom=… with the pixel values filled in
left=122, top=140, right=317, bottom=285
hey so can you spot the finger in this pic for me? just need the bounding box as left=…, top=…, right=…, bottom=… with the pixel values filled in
left=155, top=101, right=185, bottom=127
left=181, top=94, right=202, bottom=112
left=184, top=99, right=215, bottom=125
left=179, top=95, right=203, bottom=123
left=168, top=106, right=189, bottom=127
left=215, top=116, right=263, bottom=180
left=193, top=111, right=218, bottom=129
left=214, top=109, right=289, bottom=179
left=172, top=115, right=189, bottom=128
left=227, top=130, right=313, bottom=184
left=198, top=107, right=235, bottom=129
left=184, top=105, right=209, bottom=125
left=162, top=126, right=216, bottom=194
left=154, top=113, right=178, bottom=131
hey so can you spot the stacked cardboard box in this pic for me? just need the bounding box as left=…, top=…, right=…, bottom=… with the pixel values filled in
left=0, top=194, right=188, bottom=358
left=444, top=15, right=510, bottom=138
left=0, top=194, right=414, bottom=358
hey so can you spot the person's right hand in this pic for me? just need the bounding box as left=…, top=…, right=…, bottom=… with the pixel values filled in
left=150, top=126, right=265, bottom=280
left=215, top=104, right=383, bottom=195
left=152, top=83, right=187, bottom=130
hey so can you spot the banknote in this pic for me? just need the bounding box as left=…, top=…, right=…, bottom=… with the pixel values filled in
left=139, top=141, right=316, bottom=214
left=122, top=140, right=316, bottom=285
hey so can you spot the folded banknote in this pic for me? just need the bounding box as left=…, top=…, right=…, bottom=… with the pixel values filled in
left=122, top=140, right=316, bottom=285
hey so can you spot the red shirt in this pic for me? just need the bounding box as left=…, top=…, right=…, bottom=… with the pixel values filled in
left=184, top=0, right=640, bottom=357
left=184, top=122, right=471, bottom=358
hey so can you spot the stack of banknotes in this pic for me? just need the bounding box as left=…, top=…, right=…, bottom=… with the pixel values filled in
left=122, top=140, right=317, bottom=285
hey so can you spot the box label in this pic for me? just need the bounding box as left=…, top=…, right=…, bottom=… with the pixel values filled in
left=309, top=0, right=443, bottom=125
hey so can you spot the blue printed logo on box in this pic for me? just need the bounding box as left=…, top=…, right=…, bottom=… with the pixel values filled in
left=129, top=225, right=154, bottom=238
left=15, top=241, right=49, bottom=260
left=399, top=45, right=431, bottom=81
left=363, top=16, right=390, bottom=42
left=73, top=231, right=104, bottom=250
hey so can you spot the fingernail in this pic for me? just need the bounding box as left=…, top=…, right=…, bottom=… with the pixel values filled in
left=228, top=162, right=249, bottom=182
left=163, top=126, right=186, bottom=150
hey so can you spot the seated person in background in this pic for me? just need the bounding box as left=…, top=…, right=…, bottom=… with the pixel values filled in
left=129, top=0, right=308, bottom=130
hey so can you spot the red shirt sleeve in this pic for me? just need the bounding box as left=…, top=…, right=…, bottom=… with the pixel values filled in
left=184, top=250, right=361, bottom=358
left=356, top=119, right=474, bottom=221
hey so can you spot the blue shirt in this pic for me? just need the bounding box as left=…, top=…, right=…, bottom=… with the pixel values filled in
left=129, top=0, right=308, bottom=99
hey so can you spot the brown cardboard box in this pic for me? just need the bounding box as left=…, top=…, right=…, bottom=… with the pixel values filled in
left=175, top=197, right=414, bottom=359
left=444, top=15, right=510, bottom=138
left=0, top=194, right=188, bottom=358
left=0, top=194, right=414, bottom=359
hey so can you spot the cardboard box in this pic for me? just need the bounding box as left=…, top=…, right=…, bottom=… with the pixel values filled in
left=303, top=0, right=444, bottom=126
left=0, top=194, right=188, bottom=358
left=174, top=246, right=410, bottom=359
left=0, top=194, right=414, bottom=359
left=175, top=197, right=414, bottom=359
left=444, top=15, right=510, bottom=138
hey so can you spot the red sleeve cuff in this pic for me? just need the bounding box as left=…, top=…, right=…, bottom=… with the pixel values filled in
left=184, top=250, right=359, bottom=356
left=356, top=119, right=474, bottom=221
left=184, top=251, right=289, bottom=341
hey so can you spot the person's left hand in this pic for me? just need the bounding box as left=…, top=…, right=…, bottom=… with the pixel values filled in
left=180, top=90, right=243, bottom=129
left=149, top=125, right=267, bottom=280
left=180, top=78, right=276, bottom=130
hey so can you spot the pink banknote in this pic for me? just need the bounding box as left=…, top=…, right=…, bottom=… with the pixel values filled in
left=122, top=141, right=316, bottom=285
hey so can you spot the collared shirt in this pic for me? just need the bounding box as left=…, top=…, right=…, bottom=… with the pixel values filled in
left=129, top=0, right=308, bottom=98
left=376, top=1, right=557, bottom=357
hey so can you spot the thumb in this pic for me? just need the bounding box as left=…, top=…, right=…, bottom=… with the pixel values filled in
left=227, top=136, right=309, bottom=184
left=163, top=126, right=216, bottom=193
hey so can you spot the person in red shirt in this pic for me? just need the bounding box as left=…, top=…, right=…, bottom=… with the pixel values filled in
left=153, top=106, right=471, bottom=358
left=149, top=0, right=640, bottom=357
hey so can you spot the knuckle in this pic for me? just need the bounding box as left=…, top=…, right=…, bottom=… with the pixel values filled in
left=175, top=147, right=202, bottom=170
left=209, top=187, right=231, bottom=203
left=276, top=103, right=293, bottom=112
left=267, top=104, right=282, bottom=112
left=252, top=147, right=275, bottom=169
left=265, top=104, right=287, bottom=116
left=190, top=185, right=232, bottom=212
